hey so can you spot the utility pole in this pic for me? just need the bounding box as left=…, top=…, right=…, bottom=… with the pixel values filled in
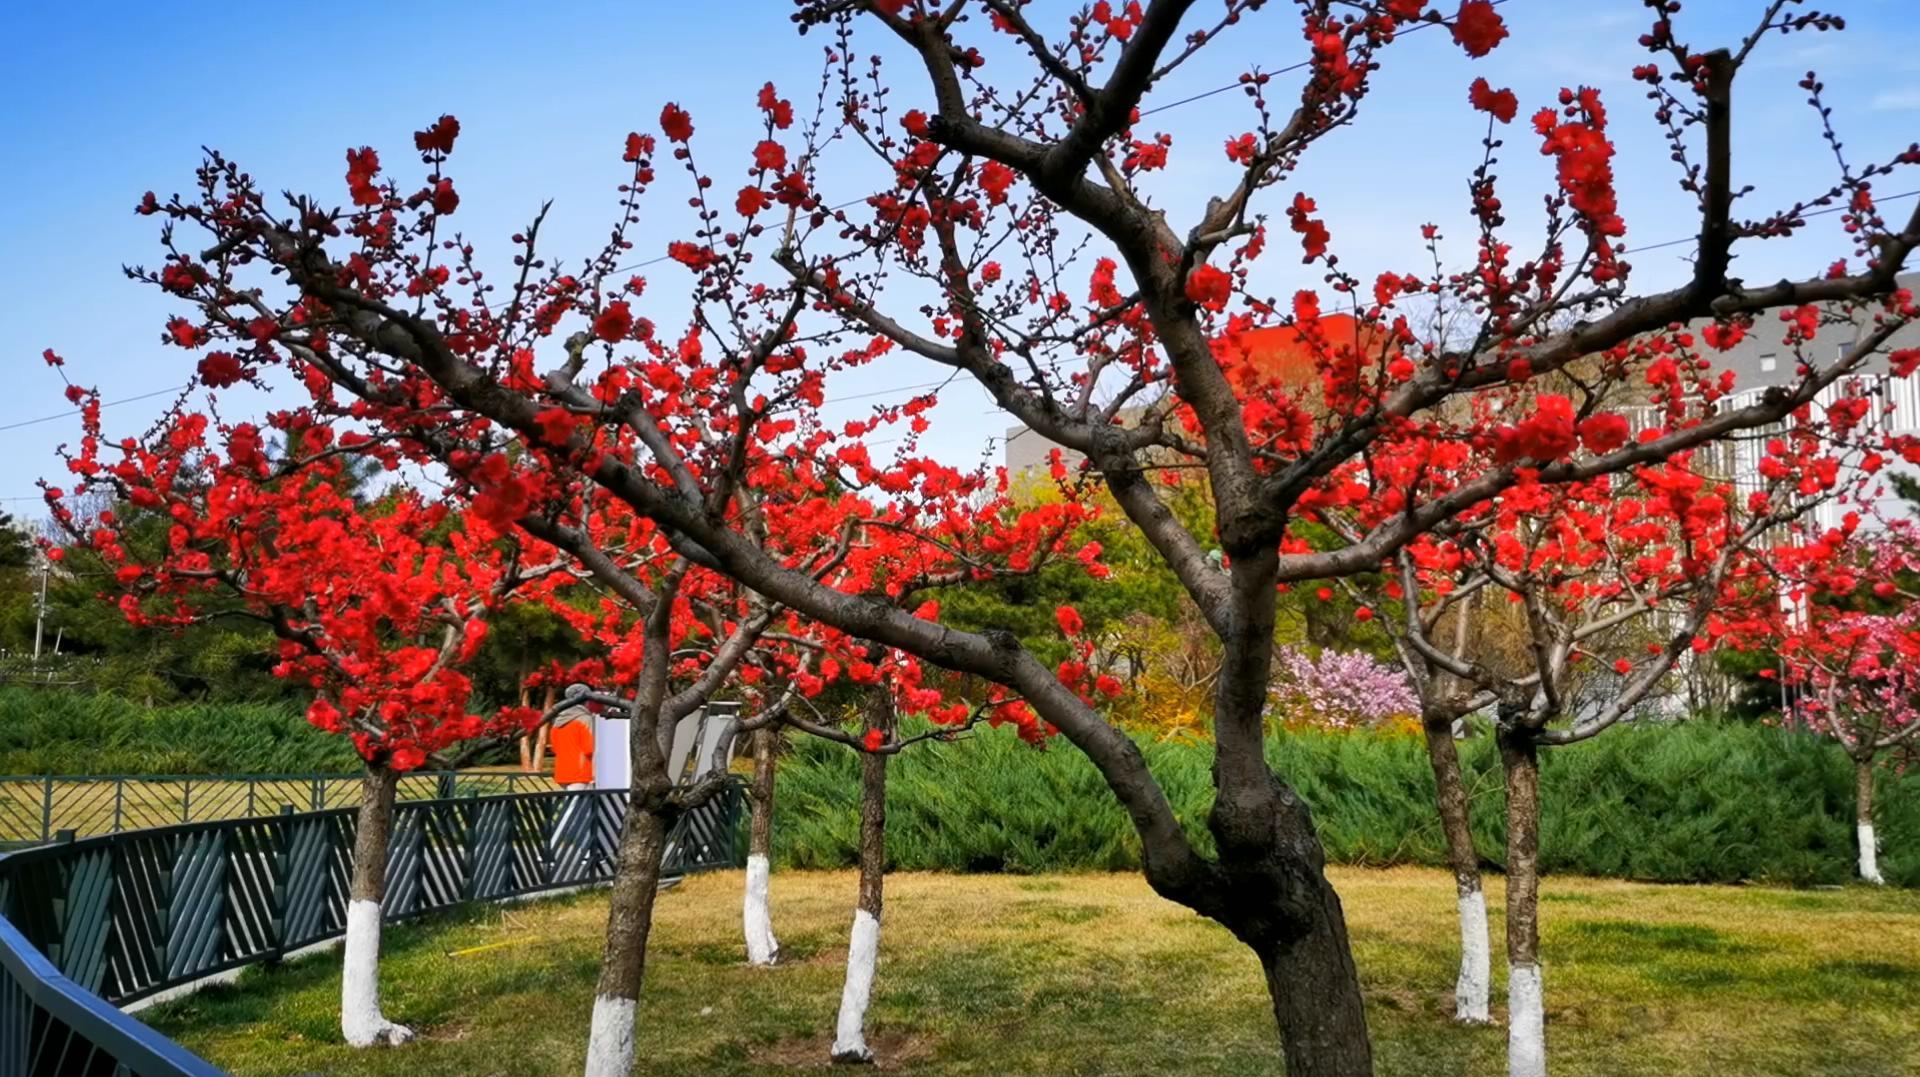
left=31, top=550, right=48, bottom=664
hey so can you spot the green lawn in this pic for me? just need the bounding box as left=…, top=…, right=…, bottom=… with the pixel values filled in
left=145, top=867, right=1920, bottom=1076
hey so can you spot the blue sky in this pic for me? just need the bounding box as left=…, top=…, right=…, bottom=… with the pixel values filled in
left=2, top=1, right=1916, bottom=511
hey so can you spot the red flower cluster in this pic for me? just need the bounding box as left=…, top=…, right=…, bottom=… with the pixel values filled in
left=345, top=147, right=382, bottom=207
left=1185, top=262, right=1232, bottom=311
left=1468, top=78, right=1517, bottom=124
left=412, top=115, right=461, bottom=155
left=594, top=300, right=634, bottom=342
left=660, top=103, right=694, bottom=142
left=1451, top=0, right=1508, bottom=57
left=1287, top=193, right=1331, bottom=262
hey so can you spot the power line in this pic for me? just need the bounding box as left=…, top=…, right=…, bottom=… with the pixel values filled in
left=0, top=384, right=188, bottom=434
left=8, top=0, right=1906, bottom=452
left=1619, top=189, right=1917, bottom=255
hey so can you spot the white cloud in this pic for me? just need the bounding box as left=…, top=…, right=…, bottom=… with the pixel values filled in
left=1871, top=87, right=1920, bottom=111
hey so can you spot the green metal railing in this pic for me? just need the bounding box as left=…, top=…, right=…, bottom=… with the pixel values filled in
left=0, top=784, right=744, bottom=1074
left=0, top=915, right=223, bottom=1077
left=0, top=772, right=562, bottom=846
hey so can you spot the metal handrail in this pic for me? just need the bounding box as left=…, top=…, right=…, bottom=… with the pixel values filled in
left=0, top=783, right=744, bottom=1075
left=0, top=915, right=224, bottom=1077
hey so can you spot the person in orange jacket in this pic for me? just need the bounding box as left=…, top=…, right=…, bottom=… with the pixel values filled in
left=550, top=685, right=596, bottom=789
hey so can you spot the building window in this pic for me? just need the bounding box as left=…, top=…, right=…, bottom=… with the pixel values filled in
left=1759, top=353, right=1776, bottom=373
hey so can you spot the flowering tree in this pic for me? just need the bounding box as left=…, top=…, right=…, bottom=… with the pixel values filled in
left=42, top=404, right=545, bottom=1047
left=1362, top=427, right=1861, bottom=1077
left=1328, top=544, right=1500, bottom=1026
left=1775, top=525, right=1920, bottom=883
left=96, top=1, right=1920, bottom=1071
left=1269, top=646, right=1418, bottom=732
left=753, top=650, right=998, bottom=1064
left=719, top=489, right=1093, bottom=1062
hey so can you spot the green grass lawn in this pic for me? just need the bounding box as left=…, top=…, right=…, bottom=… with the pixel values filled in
left=145, top=867, right=1920, bottom=1076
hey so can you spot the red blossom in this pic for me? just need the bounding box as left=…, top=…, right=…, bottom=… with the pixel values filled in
left=737, top=186, right=772, bottom=215
left=978, top=161, right=1015, bottom=205
left=196, top=352, right=245, bottom=388
left=345, top=147, right=382, bottom=207
left=1468, top=78, right=1517, bottom=124
left=1494, top=394, right=1579, bottom=463
left=753, top=140, right=787, bottom=172
left=1185, top=263, right=1232, bottom=311
left=594, top=301, right=635, bottom=342
left=412, top=115, right=461, bottom=155
left=667, top=242, right=717, bottom=270
left=1055, top=605, right=1085, bottom=637
left=1702, top=322, right=1746, bottom=351
left=757, top=83, right=794, bottom=129
left=430, top=178, right=460, bottom=215
left=535, top=407, right=577, bottom=446
left=1576, top=413, right=1630, bottom=455
left=166, top=317, right=206, bottom=348
left=1287, top=193, right=1330, bottom=261
left=1451, top=0, right=1508, bottom=57
left=660, top=103, right=694, bottom=142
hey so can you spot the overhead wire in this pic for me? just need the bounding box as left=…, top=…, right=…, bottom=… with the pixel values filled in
left=6, top=0, right=1910, bottom=489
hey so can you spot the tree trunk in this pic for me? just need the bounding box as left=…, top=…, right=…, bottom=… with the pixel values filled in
left=1500, top=733, right=1545, bottom=1077
left=832, top=690, right=890, bottom=1065
left=1198, top=547, right=1372, bottom=1077
left=1424, top=714, right=1491, bottom=1024
left=743, top=725, right=781, bottom=966
left=518, top=681, right=534, bottom=772
left=342, top=761, right=411, bottom=1047
left=582, top=593, right=679, bottom=1077
left=1856, top=757, right=1885, bottom=885
left=583, top=803, right=670, bottom=1077
left=1208, top=782, right=1373, bottom=1077
left=1247, top=864, right=1376, bottom=1077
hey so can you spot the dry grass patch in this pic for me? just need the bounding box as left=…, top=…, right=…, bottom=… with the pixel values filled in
left=147, top=867, right=1920, bottom=1076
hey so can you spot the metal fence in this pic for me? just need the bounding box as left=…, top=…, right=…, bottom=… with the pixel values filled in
left=1, top=915, right=222, bottom=1077
left=0, top=783, right=743, bottom=1074
left=0, top=772, right=562, bottom=846
left=0, top=785, right=742, bottom=1008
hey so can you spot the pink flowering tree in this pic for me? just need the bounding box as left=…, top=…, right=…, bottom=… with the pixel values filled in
left=1270, top=646, right=1419, bottom=731
left=1777, top=528, right=1920, bottom=883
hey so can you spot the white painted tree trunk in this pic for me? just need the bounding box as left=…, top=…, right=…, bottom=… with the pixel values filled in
left=830, top=909, right=881, bottom=1063
left=1507, top=962, right=1545, bottom=1077
left=1502, top=736, right=1546, bottom=1077
left=580, top=802, right=671, bottom=1077
left=743, top=853, right=780, bottom=966
left=340, top=900, right=412, bottom=1047
left=341, top=763, right=409, bottom=1048
left=1422, top=708, right=1491, bottom=1025
left=831, top=686, right=889, bottom=1065
left=743, top=727, right=781, bottom=966
left=1455, top=888, right=1492, bottom=1025
left=1857, top=760, right=1886, bottom=884
left=1859, top=823, right=1886, bottom=885
left=583, top=995, right=638, bottom=1077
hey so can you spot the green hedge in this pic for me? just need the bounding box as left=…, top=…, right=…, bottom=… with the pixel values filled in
left=0, top=687, right=358, bottom=775
left=771, top=721, right=1920, bottom=887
